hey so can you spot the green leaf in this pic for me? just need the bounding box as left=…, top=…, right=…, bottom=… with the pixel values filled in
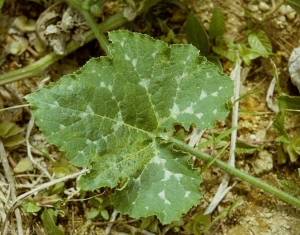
left=213, top=127, right=236, bottom=142
left=278, top=180, right=300, bottom=196
left=247, top=30, right=273, bottom=57
left=208, top=8, right=225, bottom=38
left=0, top=122, right=23, bottom=138
left=111, top=143, right=202, bottom=224
left=140, top=216, right=158, bottom=232
left=183, top=210, right=211, bottom=234
left=23, top=199, right=41, bottom=213
left=39, top=195, right=63, bottom=206
left=277, top=144, right=288, bottom=165
left=207, top=55, right=222, bottom=71
left=276, top=94, right=300, bottom=115
left=186, top=12, right=210, bottom=56
left=53, top=158, right=79, bottom=177
left=0, top=0, right=4, bottom=10
left=50, top=182, right=65, bottom=195
left=100, top=209, right=109, bottom=220
left=212, top=38, right=237, bottom=62
left=286, top=143, right=298, bottom=162
left=41, top=209, right=64, bottom=235
left=26, top=30, right=233, bottom=224
left=235, top=141, right=258, bottom=154
left=87, top=208, right=100, bottom=219
left=3, top=134, right=25, bottom=147
left=90, top=197, right=103, bottom=208
left=292, top=137, right=300, bottom=155
left=273, top=112, right=290, bottom=143
left=283, top=136, right=300, bottom=162
left=14, top=158, right=33, bottom=173
left=287, top=0, right=300, bottom=14
left=237, top=44, right=261, bottom=66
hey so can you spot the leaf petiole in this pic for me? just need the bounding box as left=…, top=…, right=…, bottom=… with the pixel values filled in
left=167, top=135, right=300, bottom=208
left=66, top=0, right=109, bottom=54
left=200, top=142, right=229, bottom=174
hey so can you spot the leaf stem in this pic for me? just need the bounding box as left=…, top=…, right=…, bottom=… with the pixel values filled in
left=168, top=136, right=300, bottom=208
left=0, top=12, right=127, bottom=85
left=66, top=0, right=109, bottom=54
left=81, top=10, right=110, bottom=54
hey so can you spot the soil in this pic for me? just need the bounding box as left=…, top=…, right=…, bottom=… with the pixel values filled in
left=1, top=0, right=300, bottom=235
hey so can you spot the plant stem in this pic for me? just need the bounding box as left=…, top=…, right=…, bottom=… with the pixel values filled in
left=0, top=12, right=127, bottom=85
left=80, top=10, right=109, bottom=54
left=200, top=143, right=229, bottom=174
left=66, top=0, right=109, bottom=54
left=168, top=136, right=300, bottom=208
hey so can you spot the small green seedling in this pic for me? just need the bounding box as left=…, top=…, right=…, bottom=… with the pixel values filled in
left=0, top=121, right=24, bottom=147
left=271, top=62, right=300, bottom=164
left=185, top=10, right=222, bottom=70
left=23, top=197, right=64, bottom=235
left=87, top=197, right=110, bottom=220
left=41, top=208, right=64, bottom=235
left=23, top=199, right=41, bottom=214
left=185, top=9, right=273, bottom=66
left=279, top=179, right=300, bottom=196
left=140, top=216, right=159, bottom=233
left=183, top=199, right=241, bottom=234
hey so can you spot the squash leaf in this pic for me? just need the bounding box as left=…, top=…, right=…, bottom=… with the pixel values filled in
left=26, top=30, right=233, bottom=224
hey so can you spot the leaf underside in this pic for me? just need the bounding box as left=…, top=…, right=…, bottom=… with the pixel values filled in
left=26, top=30, right=233, bottom=224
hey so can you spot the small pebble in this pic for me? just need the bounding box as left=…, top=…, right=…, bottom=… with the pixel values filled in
left=280, top=4, right=292, bottom=14
left=279, top=5, right=296, bottom=21
left=248, top=5, right=259, bottom=12
left=287, top=11, right=296, bottom=21
left=259, top=2, right=270, bottom=11
left=278, top=15, right=286, bottom=22
left=286, top=5, right=296, bottom=17
left=250, top=134, right=256, bottom=140
left=253, top=150, right=273, bottom=175
left=276, top=15, right=287, bottom=28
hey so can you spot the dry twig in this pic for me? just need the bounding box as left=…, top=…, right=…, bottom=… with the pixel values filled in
left=0, top=139, right=23, bottom=235
left=204, top=59, right=241, bottom=215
